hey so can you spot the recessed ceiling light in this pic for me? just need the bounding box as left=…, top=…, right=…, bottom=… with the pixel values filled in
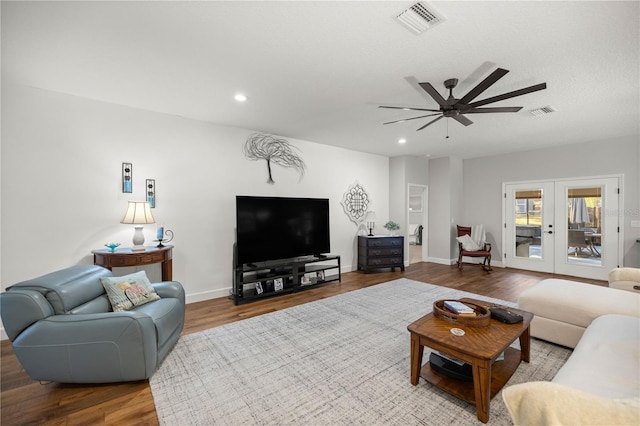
left=234, top=94, right=247, bottom=102
left=398, top=138, right=407, bottom=144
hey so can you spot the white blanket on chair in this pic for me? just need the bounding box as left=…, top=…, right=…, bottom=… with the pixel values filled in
left=470, top=224, right=485, bottom=247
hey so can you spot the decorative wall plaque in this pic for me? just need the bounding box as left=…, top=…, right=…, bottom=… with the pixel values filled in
left=341, top=181, right=370, bottom=224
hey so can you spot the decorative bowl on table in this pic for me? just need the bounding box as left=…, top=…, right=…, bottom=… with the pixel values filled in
left=433, top=299, right=491, bottom=327
left=105, top=243, right=120, bottom=253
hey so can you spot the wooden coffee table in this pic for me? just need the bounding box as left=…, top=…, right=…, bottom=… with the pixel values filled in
left=407, top=298, right=533, bottom=423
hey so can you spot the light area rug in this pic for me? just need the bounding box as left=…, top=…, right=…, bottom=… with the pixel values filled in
left=150, top=279, right=571, bottom=425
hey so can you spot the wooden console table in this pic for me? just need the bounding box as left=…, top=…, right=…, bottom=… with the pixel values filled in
left=92, top=245, right=173, bottom=281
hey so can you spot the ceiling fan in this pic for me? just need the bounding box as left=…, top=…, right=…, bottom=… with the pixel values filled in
left=379, top=68, right=547, bottom=130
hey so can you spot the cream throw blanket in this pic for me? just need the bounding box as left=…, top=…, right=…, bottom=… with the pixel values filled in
left=470, top=224, right=486, bottom=248
left=503, top=381, right=640, bottom=426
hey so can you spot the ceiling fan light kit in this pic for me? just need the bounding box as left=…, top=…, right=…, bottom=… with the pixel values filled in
left=380, top=67, right=547, bottom=131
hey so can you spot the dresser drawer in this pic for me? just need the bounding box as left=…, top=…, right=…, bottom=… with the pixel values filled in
left=138, top=252, right=167, bottom=264
left=110, top=256, right=140, bottom=267
left=363, top=237, right=403, bottom=248
left=362, top=257, right=403, bottom=267
left=366, top=248, right=402, bottom=256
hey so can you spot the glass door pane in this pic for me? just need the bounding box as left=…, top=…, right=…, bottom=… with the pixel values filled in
left=566, top=187, right=602, bottom=266
left=514, top=189, right=543, bottom=259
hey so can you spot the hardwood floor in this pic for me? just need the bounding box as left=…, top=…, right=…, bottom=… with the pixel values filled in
left=0, top=262, right=606, bottom=425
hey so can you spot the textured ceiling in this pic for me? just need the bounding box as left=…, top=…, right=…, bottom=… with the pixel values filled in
left=2, top=1, right=639, bottom=159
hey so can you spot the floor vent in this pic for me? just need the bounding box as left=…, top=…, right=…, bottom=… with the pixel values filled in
left=530, top=105, right=557, bottom=116
left=396, top=2, right=446, bottom=35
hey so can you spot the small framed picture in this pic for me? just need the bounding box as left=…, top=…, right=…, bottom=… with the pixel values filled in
left=316, top=271, right=325, bottom=281
left=255, top=281, right=263, bottom=295
left=122, top=163, right=132, bottom=193
left=274, top=278, right=284, bottom=291
left=305, top=273, right=317, bottom=284
left=146, top=179, right=156, bottom=208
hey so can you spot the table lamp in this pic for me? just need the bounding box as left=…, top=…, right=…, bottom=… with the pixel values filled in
left=121, top=201, right=155, bottom=251
left=365, top=211, right=377, bottom=236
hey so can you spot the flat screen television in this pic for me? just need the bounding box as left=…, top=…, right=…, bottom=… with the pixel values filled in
left=235, top=196, right=330, bottom=265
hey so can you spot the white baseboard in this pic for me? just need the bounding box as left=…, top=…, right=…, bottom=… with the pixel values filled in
left=425, top=256, right=504, bottom=269
left=426, top=257, right=456, bottom=265
left=186, top=287, right=231, bottom=304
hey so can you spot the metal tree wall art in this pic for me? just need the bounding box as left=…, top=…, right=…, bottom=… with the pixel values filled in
left=243, top=133, right=306, bottom=184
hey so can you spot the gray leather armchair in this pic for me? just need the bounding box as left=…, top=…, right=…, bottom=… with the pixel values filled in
left=0, top=265, right=185, bottom=383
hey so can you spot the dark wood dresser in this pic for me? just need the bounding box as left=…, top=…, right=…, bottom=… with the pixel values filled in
left=357, top=235, right=405, bottom=273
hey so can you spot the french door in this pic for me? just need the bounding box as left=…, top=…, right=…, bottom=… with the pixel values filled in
left=504, top=177, right=620, bottom=280
left=505, top=182, right=555, bottom=273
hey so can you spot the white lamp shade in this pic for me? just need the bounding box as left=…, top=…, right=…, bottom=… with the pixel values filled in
left=365, top=211, right=377, bottom=222
left=121, top=201, right=155, bottom=224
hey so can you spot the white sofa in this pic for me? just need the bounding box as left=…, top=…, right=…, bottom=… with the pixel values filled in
left=609, top=267, right=640, bottom=293
left=517, top=278, right=639, bottom=348
left=502, top=268, right=640, bottom=425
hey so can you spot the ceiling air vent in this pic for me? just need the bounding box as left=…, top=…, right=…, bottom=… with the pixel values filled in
left=530, top=105, right=557, bottom=116
left=396, top=2, right=446, bottom=35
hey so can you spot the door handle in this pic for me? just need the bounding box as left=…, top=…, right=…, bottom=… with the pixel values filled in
left=547, top=231, right=553, bottom=234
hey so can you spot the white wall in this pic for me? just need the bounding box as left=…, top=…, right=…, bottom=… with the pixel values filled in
left=462, top=136, right=640, bottom=267
left=427, top=157, right=454, bottom=264
left=1, top=84, right=390, bottom=300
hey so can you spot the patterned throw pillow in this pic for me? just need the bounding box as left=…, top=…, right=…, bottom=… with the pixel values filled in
left=100, top=270, right=160, bottom=312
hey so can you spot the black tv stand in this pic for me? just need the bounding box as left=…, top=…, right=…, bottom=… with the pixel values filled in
left=231, top=251, right=341, bottom=305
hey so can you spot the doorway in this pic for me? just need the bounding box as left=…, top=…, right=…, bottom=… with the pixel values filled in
left=504, top=176, right=620, bottom=280
left=407, top=184, right=428, bottom=264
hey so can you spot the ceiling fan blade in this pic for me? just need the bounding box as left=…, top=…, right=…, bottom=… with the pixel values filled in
left=463, top=106, right=523, bottom=113
left=469, top=83, right=547, bottom=108
left=416, top=115, right=444, bottom=131
left=383, top=113, right=441, bottom=125
left=405, top=76, right=439, bottom=104
left=419, top=82, right=448, bottom=107
left=378, top=105, right=441, bottom=112
left=452, top=115, right=473, bottom=126
left=458, top=68, right=509, bottom=105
